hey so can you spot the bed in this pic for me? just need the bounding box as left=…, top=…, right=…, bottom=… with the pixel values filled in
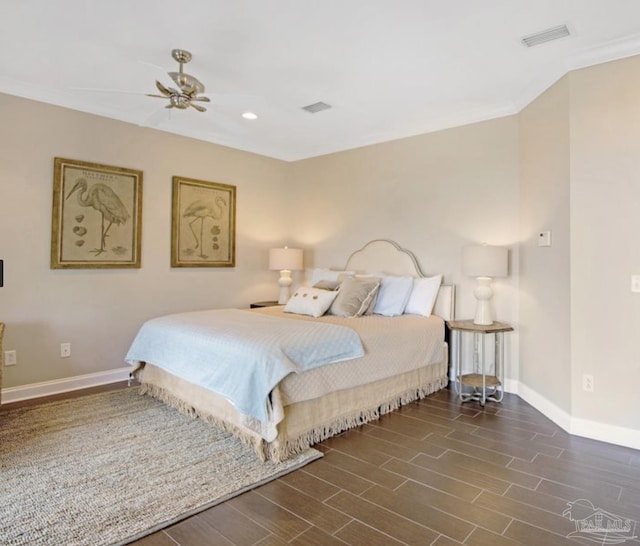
left=126, top=239, right=455, bottom=461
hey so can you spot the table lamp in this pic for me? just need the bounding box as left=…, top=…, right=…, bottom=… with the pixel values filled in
left=462, top=244, right=508, bottom=325
left=269, top=247, right=303, bottom=304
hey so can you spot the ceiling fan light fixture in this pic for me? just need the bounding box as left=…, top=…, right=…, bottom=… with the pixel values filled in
left=242, top=112, right=258, bottom=120
left=168, top=95, right=191, bottom=109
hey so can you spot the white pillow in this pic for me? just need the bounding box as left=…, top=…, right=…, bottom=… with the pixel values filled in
left=284, top=287, right=338, bottom=318
left=404, top=275, right=442, bottom=317
left=309, top=268, right=355, bottom=286
left=373, top=275, right=414, bottom=316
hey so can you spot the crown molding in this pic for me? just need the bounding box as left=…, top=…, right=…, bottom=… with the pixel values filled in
left=568, top=32, right=640, bottom=71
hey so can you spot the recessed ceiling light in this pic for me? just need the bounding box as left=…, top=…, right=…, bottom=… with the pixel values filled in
left=242, top=112, right=258, bottom=120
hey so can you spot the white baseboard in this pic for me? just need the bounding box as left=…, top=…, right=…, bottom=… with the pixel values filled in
left=1, top=367, right=132, bottom=404
left=568, top=417, right=640, bottom=451
left=512, top=380, right=573, bottom=431
left=511, top=380, right=640, bottom=451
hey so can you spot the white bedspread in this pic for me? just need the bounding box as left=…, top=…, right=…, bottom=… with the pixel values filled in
left=125, top=309, right=364, bottom=441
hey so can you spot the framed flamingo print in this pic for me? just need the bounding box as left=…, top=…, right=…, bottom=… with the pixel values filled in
left=171, top=176, right=236, bottom=267
left=51, top=157, right=143, bottom=269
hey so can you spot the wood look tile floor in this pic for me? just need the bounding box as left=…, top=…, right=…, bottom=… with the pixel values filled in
left=7, top=383, right=640, bottom=545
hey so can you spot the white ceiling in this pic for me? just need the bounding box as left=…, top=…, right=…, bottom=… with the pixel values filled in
left=2, top=1, right=640, bottom=161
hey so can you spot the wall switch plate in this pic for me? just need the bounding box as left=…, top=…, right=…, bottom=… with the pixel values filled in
left=4, top=350, right=16, bottom=366
left=60, top=343, right=71, bottom=358
left=632, top=275, right=640, bottom=293
left=538, top=231, right=552, bottom=247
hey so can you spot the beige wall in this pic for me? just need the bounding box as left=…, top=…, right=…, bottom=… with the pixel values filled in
left=518, top=76, right=572, bottom=413
left=1, top=99, right=522, bottom=388
left=518, top=55, right=640, bottom=436
left=569, top=56, right=640, bottom=429
left=287, top=117, right=521, bottom=377
left=289, top=57, right=640, bottom=440
left=288, top=116, right=520, bottom=262
left=0, top=93, right=289, bottom=387
left=2, top=54, right=640, bottom=442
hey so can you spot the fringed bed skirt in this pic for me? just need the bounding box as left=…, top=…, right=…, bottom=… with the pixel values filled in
left=134, top=349, right=447, bottom=462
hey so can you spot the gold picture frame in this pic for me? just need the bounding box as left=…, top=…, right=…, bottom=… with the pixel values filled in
left=51, top=158, right=143, bottom=269
left=171, top=176, right=236, bottom=268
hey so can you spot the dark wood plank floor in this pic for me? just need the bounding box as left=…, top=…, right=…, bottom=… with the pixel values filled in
left=5, top=383, right=640, bottom=545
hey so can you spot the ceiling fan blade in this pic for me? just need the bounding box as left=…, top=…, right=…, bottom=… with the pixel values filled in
left=146, top=93, right=168, bottom=99
left=155, top=80, right=174, bottom=96
left=190, top=102, right=207, bottom=113
left=198, top=92, right=271, bottom=113
left=207, top=113, right=247, bottom=134
left=138, top=107, right=171, bottom=127
left=192, top=96, right=211, bottom=103
left=200, top=92, right=263, bottom=105
left=138, top=60, right=167, bottom=72
left=138, top=60, right=176, bottom=90
left=71, top=87, right=146, bottom=96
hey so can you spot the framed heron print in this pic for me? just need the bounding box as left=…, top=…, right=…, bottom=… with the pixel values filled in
left=171, top=176, right=236, bottom=267
left=51, top=158, right=143, bottom=269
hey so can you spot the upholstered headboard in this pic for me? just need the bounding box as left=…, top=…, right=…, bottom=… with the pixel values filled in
left=342, top=239, right=455, bottom=321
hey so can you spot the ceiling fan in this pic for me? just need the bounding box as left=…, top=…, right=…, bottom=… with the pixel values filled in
left=147, top=49, right=211, bottom=112
left=72, top=48, right=256, bottom=130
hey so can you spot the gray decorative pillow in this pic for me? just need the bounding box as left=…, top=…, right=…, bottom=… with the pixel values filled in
left=309, top=268, right=355, bottom=285
left=329, top=277, right=381, bottom=318
left=313, top=279, right=341, bottom=291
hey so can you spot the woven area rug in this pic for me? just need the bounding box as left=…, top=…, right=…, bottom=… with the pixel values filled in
left=0, top=388, right=322, bottom=546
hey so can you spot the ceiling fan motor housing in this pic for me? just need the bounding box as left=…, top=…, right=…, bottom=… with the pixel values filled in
left=169, top=72, right=205, bottom=95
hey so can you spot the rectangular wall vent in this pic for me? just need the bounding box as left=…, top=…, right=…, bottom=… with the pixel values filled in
left=521, top=24, right=570, bottom=47
left=302, top=101, right=332, bottom=113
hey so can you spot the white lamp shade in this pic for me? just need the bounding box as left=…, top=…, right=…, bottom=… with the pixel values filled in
left=462, top=245, right=508, bottom=278
left=269, top=247, right=303, bottom=271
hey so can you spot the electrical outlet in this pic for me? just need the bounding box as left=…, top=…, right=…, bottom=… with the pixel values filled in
left=4, top=350, right=16, bottom=366
left=582, top=374, right=594, bottom=392
left=538, top=231, right=552, bottom=247
left=60, top=343, right=71, bottom=358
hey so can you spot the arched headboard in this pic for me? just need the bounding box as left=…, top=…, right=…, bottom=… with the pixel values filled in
left=344, top=239, right=425, bottom=276
left=343, top=239, right=455, bottom=321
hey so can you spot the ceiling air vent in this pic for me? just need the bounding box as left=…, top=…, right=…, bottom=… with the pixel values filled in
left=521, top=24, right=570, bottom=47
left=302, top=101, right=332, bottom=114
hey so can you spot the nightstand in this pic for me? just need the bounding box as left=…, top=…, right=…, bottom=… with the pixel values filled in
left=447, top=319, right=513, bottom=406
left=250, top=300, right=280, bottom=309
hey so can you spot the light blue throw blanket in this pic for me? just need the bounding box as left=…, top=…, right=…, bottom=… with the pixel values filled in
left=125, top=309, right=364, bottom=440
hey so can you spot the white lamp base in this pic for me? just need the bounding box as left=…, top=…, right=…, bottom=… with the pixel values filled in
left=473, top=276, right=494, bottom=325
left=277, top=269, right=293, bottom=304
